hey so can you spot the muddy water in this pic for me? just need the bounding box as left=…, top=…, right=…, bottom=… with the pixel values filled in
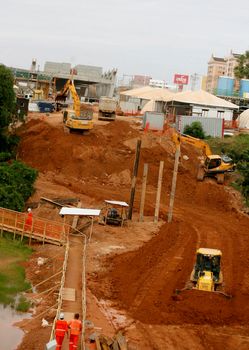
left=0, top=304, right=30, bottom=350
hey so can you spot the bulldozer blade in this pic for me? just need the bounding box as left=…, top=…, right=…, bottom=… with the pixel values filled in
left=215, top=291, right=233, bottom=299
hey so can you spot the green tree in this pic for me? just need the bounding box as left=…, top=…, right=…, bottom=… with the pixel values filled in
left=183, top=121, right=205, bottom=139
left=0, top=65, right=15, bottom=129
left=0, top=161, right=38, bottom=211
left=234, top=51, right=249, bottom=79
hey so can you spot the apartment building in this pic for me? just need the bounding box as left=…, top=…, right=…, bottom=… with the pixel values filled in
left=206, top=55, right=226, bottom=93
left=206, top=51, right=240, bottom=93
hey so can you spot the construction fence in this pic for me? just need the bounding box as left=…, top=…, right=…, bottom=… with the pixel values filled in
left=0, top=207, right=70, bottom=245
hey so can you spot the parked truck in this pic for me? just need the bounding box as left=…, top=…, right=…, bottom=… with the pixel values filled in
left=98, top=97, right=117, bottom=121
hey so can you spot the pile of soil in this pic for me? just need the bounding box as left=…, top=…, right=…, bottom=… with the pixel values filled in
left=15, top=116, right=249, bottom=349
left=17, top=119, right=181, bottom=205
left=93, top=183, right=249, bottom=327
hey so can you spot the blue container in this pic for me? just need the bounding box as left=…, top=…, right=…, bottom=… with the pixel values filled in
left=239, top=79, right=249, bottom=97
left=217, top=76, right=234, bottom=96
left=37, top=101, right=55, bottom=113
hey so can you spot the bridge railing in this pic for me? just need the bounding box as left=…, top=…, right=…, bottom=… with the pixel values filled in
left=0, top=207, right=70, bottom=245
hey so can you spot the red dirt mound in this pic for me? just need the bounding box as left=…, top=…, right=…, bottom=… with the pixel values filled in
left=92, top=207, right=249, bottom=326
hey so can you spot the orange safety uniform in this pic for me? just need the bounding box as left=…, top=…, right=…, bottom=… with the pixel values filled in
left=68, top=319, right=82, bottom=350
left=55, top=319, right=68, bottom=350
left=88, top=342, right=97, bottom=350
left=24, top=212, right=33, bottom=231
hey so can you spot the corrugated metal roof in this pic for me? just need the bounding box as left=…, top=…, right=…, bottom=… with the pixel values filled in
left=120, top=87, right=175, bottom=100
left=166, top=90, right=239, bottom=109
left=59, top=207, right=101, bottom=216
left=104, top=200, right=129, bottom=207
left=120, top=86, right=153, bottom=97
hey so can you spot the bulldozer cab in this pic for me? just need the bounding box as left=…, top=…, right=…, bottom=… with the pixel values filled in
left=193, top=248, right=222, bottom=285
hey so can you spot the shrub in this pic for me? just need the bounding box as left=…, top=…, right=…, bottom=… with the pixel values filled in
left=207, top=134, right=249, bottom=203
left=0, top=161, right=38, bottom=211
left=183, top=121, right=205, bottom=139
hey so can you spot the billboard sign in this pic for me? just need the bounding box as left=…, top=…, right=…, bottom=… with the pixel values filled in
left=174, top=74, right=189, bottom=85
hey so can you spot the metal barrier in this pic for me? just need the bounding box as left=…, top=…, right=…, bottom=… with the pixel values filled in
left=0, top=207, right=70, bottom=245
left=49, top=226, right=88, bottom=350
left=49, top=240, right=70, bottom=341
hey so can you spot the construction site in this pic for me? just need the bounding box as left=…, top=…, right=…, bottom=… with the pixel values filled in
left=0, top=104, right=245, bottom=350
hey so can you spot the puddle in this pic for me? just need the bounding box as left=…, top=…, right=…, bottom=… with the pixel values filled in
left=0, top=304, right=30, bottom=350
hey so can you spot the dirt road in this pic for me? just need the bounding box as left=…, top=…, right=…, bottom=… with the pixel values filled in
left=16, top=114, right=249, bottom=349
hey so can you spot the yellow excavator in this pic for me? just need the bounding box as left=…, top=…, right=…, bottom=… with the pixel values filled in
left=172, top=132, right=236, bottom=184
left=56, top=80, right=93, bottom=132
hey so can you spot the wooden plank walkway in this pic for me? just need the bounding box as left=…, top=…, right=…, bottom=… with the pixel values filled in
left=0, top=207, right=70, bottom=245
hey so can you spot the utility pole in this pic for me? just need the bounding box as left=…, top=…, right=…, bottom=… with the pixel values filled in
left=128, top=139, right=142, bottom=220
left=167, top=145, right=180, bottom=223
left=154, top=161, right=164, bottom=223
left=139, top=163, right=148, bottom=222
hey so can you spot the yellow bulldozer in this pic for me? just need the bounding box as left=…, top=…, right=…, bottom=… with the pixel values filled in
left=190, top=248, right=223, bottom=292
left=172, top=132, right=236, bottom=184
left=175, top=248, right=231, bottom=298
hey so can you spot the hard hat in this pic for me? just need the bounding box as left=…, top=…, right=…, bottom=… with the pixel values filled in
left=59, top=313, right=64, bottom=319
left=28, top=208, right=32, bottom=212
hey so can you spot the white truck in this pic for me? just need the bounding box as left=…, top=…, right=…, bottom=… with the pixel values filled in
left=98, top=97, right=117, bottom=121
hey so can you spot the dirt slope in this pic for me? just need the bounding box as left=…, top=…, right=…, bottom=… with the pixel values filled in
left=16, top=116, right=249, bottom=349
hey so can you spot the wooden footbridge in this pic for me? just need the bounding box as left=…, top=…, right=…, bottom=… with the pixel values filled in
left=0, top=207, right=70, bottom=245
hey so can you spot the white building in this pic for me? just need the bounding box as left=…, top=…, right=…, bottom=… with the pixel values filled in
left=149, top=79, right=168, bottom=89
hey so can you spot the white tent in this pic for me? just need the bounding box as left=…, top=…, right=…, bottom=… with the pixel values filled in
left=141, top=100, right=156, bottom=113
left=165, top=90, right=239, bottom=109
left=120, top=86, right=153, bottom=97
left=238, top=109, right=249, bottom=128
left=120, top=87, right=175, bottom=101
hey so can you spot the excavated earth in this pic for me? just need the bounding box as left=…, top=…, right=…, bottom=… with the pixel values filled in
left=15, top=114, right=249, bottom=349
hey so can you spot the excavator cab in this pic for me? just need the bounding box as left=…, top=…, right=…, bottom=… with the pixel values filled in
left=205, top=157, right=221, bottom=170
left=191, top=248, right=223, bottom=292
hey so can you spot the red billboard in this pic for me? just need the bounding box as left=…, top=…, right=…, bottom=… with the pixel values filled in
left=174, top=74, right=189, bottom=85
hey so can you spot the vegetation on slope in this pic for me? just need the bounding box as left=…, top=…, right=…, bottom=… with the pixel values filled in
left=0, top=64, right=38, bottom=211
left=0, top=235, right=32, bottom=310
left=208, top=134, right=249, bottom=204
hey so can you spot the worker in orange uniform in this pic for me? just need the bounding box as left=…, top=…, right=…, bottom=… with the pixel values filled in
left=24, top=208, right=33, bottom=231
left=88, top=339, right=97, bottom=350
left=55, top=313, right=68, bottom=350
left=68, top=313, right=82, bottom=350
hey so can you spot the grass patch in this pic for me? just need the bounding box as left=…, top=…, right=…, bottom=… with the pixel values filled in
left=16, top=294, right=31, bottom=312
left=0, top=235, right=32, bottom=308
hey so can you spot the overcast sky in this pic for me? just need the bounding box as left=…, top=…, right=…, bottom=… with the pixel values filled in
left=0, top=0, right=248, bottom=83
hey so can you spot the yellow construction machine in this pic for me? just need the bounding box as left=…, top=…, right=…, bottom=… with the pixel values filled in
left=56, top=80, right=93, bottom=132
left=175, top=248, right=231, bottom=298
left=190, top=248, right=223, bottom=292
left=172, top=132, right=235, bottom=184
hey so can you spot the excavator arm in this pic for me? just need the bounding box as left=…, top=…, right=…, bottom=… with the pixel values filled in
left=56, top=80, right=81, bottom=117
left=172, top=131, right=213, bottom=157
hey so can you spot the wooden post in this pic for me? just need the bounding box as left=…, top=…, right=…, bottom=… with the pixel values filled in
left=154, top=161, right=164, bottom=223
left=13, top=212, right=17, bottom=241
left=72, top=201, right=81, bottom=230
left=168, top=146, right=180, bottom=223
left=43, top=222, right=47, bottom=245
left=1, top=209, right=4, bottom=237
left=139, top=163, right=148, bottom=222
left=128, top=139, right=142, bottom=220
left=88, top=217, right=94, bottom=242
